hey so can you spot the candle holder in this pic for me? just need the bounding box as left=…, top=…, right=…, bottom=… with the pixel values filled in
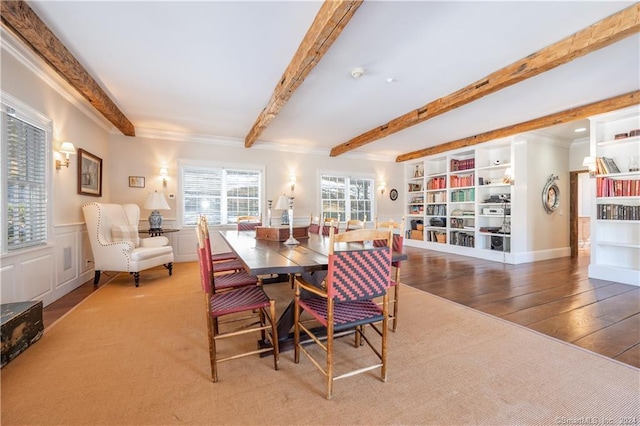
left=284, top=197, right=299, bottom=245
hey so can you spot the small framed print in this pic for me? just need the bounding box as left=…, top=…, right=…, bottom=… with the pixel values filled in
left=129, top=176, right=145, bottom=188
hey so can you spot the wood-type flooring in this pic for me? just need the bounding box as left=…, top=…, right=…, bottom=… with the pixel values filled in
left=43, top=247, right=639, bottom=368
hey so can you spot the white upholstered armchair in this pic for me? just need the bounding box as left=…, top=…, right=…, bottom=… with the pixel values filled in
left=82, top=202, right=174, bottom=287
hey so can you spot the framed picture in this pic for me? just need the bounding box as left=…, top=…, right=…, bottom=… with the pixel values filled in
left=129, top=176, right=145, bottom=188
left=77, top=149, right=102, bottom=196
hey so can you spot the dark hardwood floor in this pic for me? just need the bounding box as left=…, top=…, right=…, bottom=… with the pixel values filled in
left=43, top=247, right=639, bottom=368
left=400, top=246, right=640, bottom=368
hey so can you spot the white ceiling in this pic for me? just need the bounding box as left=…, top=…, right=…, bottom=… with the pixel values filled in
left=28, top=1, right=639, bottom=161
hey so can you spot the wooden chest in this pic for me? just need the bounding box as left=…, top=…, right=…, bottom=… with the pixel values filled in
left=255, top=226, right=309, bottom=241
left=1, top=301, right=44, bottom=368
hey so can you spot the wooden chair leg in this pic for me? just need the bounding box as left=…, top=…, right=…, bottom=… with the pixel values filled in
left=294, top=285, right=301, bottom=364
left=392, top=283, right=399, bottom=332
left=269, top=300, right=279, bottom=370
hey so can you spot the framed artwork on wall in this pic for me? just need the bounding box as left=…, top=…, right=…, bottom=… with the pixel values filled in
left=129, top=176, right=145, bottom=188
left=77, top=149, right=102, bottom=196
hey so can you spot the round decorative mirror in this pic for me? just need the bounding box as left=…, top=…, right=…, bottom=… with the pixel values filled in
left=542, top=175, right=560, bottom=214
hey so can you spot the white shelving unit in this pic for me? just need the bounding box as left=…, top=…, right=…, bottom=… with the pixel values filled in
left=588, top=106, right=640, bottom=286
left=404, top=139, right=516, bottom=263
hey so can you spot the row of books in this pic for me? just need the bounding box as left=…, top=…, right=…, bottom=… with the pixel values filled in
left=450, top=173, right=475, bottom=188
left=426, top=192, right=446, bottom=203
left=425, top=230, right=447, bottom=243
left=596, top=177, right=640, bottom=197
left=451, top=158, right=475, bottom=172
left=450, top=231, right=475, bottom=247
left=426, top=205, right=447, bottom=215
left=595, top=156, right=621, bottom=174
left=408, top=205, right=424, bottom=214
left=427, top=177, right=446, bottom=190
left=597, top=204, right=640, bottom=220
left=450, top=189, right=475, bottom=202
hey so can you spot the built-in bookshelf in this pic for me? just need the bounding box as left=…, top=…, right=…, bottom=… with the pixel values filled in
left=404, top=140, right=515, bottom=262
left=588, top=105, right=640, bottom=286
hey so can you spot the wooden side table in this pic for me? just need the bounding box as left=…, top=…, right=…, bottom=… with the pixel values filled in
left=139, top=229, right=180, bottom=237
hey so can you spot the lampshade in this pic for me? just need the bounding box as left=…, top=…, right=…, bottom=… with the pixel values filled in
left=582, top=156, right=596, bottom=167
left=144, top=191, right=170, bottom=210
left=275, top=195, right=289, bottom=210
left=59, top=141, right=76, bottom=157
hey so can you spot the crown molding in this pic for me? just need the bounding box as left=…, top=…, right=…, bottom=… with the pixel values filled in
left=1, top=25, right=114, bottom=134
left=134, top=127, right=395, bottom=163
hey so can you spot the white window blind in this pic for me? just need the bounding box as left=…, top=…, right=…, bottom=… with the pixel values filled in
left=321, top=174, right=373, bottom=222
left=2, top=106, right=48, bottom=251
left=181, top=165, right=261, bottom=227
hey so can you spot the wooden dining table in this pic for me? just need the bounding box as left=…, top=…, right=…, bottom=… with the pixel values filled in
left=219, top=229, right=408, bottom=350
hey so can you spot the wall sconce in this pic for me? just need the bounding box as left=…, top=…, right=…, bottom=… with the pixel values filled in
left=55, top=141, right=76, bottom=170
left=379, top=181, right=386, bottom=195
left=288, top=174, right=296, bottom=193
left=582, top=156, right=596, bottom=177
left=160, top=168, right=168, bottom=187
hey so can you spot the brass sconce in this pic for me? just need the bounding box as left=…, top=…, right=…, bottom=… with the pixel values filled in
left=55, top=141, right=76, bottom=170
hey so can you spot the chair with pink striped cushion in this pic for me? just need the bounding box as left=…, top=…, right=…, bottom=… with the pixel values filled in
left=237, top=216, right=262, bottom=231
left=308, top=215, right=321, bottom=234
left=196, top=230, right=279, bottom=383
left=294, top=226, right=393, bottom=399
left=373, top=217, right=405, bottom=332
left=196, top=215, right=239, bottom=264
left=321, top=218, right=339, bottom=236
left=196, top=216, right=256, bottom=290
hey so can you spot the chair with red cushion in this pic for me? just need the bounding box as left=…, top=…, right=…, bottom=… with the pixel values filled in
left=237, top=216, right=262, bottom=231
left=196, top=225, right=279, bottom=382
left=196, top=216, right=243, bottom=273
left=373, top=217, right=405, bottom=332
left=321, top=218, right=339, bottom=236
left=294, top=226, right=393, bottom=399
left=308, top=214, right=321, bottom=234
left=196, top=216, right=256, bottom=290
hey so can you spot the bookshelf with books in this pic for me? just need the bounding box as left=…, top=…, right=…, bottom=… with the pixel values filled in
left=404, top=141, right=517, bottom=261
left=588, top=105, right=640, bottom=286
left=406, top=161, right=425, bottom=235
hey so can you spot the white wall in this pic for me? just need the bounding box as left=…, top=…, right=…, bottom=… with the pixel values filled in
left=520, top=133, right=571, bottom=261
left=1, top=33, right=112, bottom=306
left=107, top=134, right=405, bottom=261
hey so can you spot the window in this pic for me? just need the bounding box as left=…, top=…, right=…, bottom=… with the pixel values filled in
left=180, top=163, right=262, bottom=227
left=320, top=174, right=373, bottom=222
left=1, top=97, right=52, bottom=253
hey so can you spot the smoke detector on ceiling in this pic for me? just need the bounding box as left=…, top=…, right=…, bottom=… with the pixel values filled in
left=351, top=67, right=365, bottom=79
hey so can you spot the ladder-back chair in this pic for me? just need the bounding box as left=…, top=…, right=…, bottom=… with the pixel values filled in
left=321, top=218, right=339, bottom=236
left=374, top=217, right=405, bottom=331
left=196, top=224, right=279, bottom=382
left=294, top=226, right=393, bottom=399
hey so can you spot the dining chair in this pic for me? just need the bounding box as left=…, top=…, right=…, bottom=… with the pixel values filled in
left=321, top=218, right=339, bottom=236
left=374, top=217, right=405, bottom=332
left=294, top=226, right=394, bottom=399
left=197, top=216, right=243, bottom=273
left=309, top=214, right=321, bottom=234
left=196, top=216, right=256, bottom=291
left=196, top=215, right=239, bottom=263
left=196, top=232, right=279, bottom=382
left=237, top=216, right=262, bottom=231
left=345, top=217, right=366, bottom=232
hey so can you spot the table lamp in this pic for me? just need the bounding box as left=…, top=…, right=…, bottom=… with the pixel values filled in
left=275, top=194, right=289, bottom=225
left=144, top=191, right=170, bottom=231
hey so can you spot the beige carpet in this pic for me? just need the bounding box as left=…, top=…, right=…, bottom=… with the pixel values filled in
left=1, top=262, right=638, bottom=425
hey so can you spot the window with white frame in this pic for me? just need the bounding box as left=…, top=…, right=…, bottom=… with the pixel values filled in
left=320, top=174, right=373, bottom=222
left=181, top=163, right=262, bottom=227
left=1, top=98, right=52, bottom=252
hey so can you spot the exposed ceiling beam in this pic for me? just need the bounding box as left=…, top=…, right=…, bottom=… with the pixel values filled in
left=331, top=3, right=640, bottom=157
left=244, top=0, right=362, bottom=148
left=1, top=0, right=135, bottom=136
left=396, top=90, right=640, bottom=162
